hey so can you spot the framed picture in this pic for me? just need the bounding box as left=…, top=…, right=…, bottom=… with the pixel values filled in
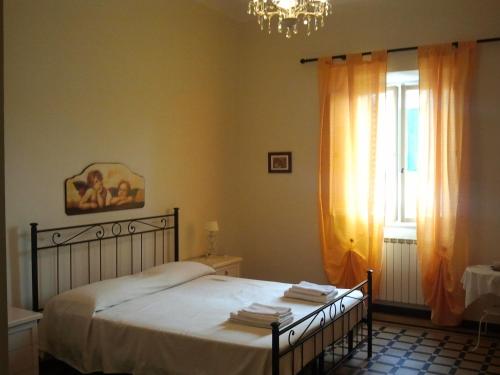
left=65, top=163, right=145, bottom=215
left=268, top=152, right=292, bottom=173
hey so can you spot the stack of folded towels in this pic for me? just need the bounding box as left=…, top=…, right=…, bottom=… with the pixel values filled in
left=229, top=303, right=293, bottom=328
left=284, top=281, right=338, bottom=303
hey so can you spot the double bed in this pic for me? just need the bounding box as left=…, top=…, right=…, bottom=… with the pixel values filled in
left=31, top=208, right=372, bottom=374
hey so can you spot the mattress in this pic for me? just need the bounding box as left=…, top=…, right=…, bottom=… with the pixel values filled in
left=39, top=262, right=365, bottom=375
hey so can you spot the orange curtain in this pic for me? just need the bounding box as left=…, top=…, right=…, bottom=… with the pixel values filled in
left=318, top=52, right=387, bottom=295
left=417, top=42, right=476, bottom=326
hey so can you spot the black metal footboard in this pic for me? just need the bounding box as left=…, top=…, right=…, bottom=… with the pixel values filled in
left=271, top=270, right=373, bottom=375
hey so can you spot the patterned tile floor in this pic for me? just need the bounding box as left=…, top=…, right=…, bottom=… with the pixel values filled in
left=333, top=322, right=500, bottom=375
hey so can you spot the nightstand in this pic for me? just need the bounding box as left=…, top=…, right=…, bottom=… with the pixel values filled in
left=189, top=255, right=243, bottom=277
left=8, top=307, right=43, bottom=375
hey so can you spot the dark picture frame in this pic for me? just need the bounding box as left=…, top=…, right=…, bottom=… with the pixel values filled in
left=268, top=152, right=292, bottom=173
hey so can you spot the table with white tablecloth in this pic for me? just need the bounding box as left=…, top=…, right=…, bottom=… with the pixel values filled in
left=461, top=265, right=500, bottom=307
left=461, top=264, right=500, bottom=351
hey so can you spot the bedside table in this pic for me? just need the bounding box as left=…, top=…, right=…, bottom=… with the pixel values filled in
left=189, top=255, right=243, bottom=277
left=8, top=307, right=43, bottom=375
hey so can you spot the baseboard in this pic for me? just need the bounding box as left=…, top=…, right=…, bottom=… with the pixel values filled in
left=462, top=319, right=500, bottom=333
left=373, top=303, right=431, bottom=319
left=374, top=303, right=500, bottom=333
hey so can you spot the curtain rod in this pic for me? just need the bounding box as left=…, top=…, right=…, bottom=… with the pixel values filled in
left=300, top=37, right=500, bottom=64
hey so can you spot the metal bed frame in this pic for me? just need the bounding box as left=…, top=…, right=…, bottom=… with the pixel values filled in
left=30, top=207, right=372, bottom=375
left=272, top=272, right=372, bottom=374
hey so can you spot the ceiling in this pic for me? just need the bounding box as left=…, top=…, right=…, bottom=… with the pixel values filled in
left=194, top=0, right=355, bottom=22
left=194, top=0, right=251, bottom=22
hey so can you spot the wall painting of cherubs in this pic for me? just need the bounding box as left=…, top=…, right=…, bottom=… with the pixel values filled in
left=65, top=163, right=145, bottom=215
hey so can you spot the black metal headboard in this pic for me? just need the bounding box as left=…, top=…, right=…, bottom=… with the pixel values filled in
left=30, top=208, right=179, bottom=311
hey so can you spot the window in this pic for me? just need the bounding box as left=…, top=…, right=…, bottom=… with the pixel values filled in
left=385, top=71, right=419, bottom=227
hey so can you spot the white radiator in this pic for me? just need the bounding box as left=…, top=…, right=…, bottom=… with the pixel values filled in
left=377, top=238, right=426, bottom=306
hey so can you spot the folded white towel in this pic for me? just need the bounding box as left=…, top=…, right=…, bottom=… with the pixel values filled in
left=291, top=281, right=337, bottom=296
left=229, top=302, right=294, bottom=328
left=241, top=303, right=292, bottom=317
left=284, top=289, right=338, bottom=303
left=237, top=310, right=293, bottom=322
left=229, top=313, right=293, bottom=329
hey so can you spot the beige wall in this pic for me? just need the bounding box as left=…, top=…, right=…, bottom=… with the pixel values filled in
left=225, top=0, right=500, bottom=297
left=4, top=0, right=500, bottom=324
left=4, top=0, right=238, bottom=308
left=1, top=0, right=8, bottom=371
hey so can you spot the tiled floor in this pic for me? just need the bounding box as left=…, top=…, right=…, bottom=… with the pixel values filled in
left=333, top=322, right=500, bottom=374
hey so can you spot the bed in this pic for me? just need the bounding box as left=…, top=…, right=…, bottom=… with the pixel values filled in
left=30, top=208, right=373, bottom=375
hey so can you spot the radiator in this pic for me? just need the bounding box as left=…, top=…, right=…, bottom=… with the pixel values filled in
left=377, top=238, right=426, bottom=307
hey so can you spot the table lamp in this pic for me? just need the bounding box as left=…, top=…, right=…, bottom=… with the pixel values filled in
left=205, top=221, right=219, bottom=257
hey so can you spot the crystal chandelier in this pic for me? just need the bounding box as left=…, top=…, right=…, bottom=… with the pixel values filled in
left=248, top=0, right=333, bottom=38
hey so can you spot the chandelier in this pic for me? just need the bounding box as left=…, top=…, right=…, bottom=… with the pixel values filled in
left=248, top=0, right=333, bottom=38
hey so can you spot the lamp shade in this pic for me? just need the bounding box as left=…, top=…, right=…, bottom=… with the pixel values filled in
left=205, top=221, right=219, bottom=232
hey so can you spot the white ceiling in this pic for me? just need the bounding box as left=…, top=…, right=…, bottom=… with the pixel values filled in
left=194, top=0, right=355, bottom=22
left=194, top=0, right=251, bottom=22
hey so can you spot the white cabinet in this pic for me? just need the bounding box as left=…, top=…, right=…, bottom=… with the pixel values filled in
left=8, top=307, right=43, bottom=375
left=189, top=255, right=242, bottom=277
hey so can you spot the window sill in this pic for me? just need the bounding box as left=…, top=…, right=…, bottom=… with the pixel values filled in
left=384, top=225, right=416, bottom=240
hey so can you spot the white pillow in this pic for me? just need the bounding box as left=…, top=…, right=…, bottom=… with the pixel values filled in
left=141, top=260, right=214, bottom=278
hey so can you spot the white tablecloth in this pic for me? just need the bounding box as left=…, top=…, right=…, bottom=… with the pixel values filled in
left=461, top=265, right=500, bottom=307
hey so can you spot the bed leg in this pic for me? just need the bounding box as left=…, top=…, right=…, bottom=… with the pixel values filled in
left=311, top=357, right=318, bottom=374
left=348, top=330, right=354, bottom=352
left=31, top=223, right=39, bottom=312
left=318, top=351, right=324, bottom=374
left=174, top=207, right=180, bottom=261
left=271, top=322, right=279, bottom=375
left=367, top=269, right=373, bottom=359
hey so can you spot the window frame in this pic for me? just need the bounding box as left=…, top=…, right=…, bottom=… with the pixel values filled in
left=385, top=72, right=419, bottom=229
left=386, top=85, right=399, bottom=224
left=400, top=83, right=418, bottom=224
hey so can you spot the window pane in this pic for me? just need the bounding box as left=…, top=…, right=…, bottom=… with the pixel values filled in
left=406, top=108, right=419, bottom=172
left=403, top=87, right=419, bottom=221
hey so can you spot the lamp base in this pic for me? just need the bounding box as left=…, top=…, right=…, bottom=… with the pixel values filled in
left=207, top=232, right=216, bottom=258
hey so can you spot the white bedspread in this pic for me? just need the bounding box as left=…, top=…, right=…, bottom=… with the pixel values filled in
left=40, top=273, right=364, bottom=375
